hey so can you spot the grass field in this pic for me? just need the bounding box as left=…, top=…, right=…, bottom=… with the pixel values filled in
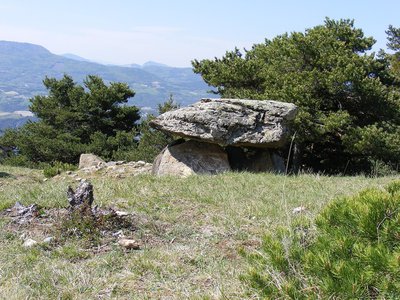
left=0, top=165, right=396, bottom=299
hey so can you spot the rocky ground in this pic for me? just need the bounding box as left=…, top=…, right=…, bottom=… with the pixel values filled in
left=79, top=160, right=153, bottom=178
left=51, top=159, right=153, bottom=182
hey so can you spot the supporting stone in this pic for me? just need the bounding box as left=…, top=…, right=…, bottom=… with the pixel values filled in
left=152, top=140, right=231, bottom=177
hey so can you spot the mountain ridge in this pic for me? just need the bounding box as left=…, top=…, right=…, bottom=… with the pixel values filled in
left=61, top=53, right=93, bottom=62
left=0, top=40, right=210, bottom=113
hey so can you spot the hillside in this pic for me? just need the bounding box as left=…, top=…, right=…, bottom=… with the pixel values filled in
left=0, top=166, right=395, bottom=298
left=0, top=41, right=210, bottom=129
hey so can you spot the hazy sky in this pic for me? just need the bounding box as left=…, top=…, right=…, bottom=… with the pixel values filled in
left=0, top=0, right=399, bottom=67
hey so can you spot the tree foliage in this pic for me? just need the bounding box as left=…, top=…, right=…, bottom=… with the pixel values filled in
left=193, top=18, right=400, bottom=173
left=386, top=25, right=400, bottom=52
left=0, top=75, right=140, bottom=164
left=386, top=25, right=400, bottom=81
left=30, top=75, right=139, bottom=139
left=120, top=95, right=179, bottom=162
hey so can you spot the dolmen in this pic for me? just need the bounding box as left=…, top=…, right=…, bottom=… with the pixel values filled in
left=150, top=98, right=298, bottom=176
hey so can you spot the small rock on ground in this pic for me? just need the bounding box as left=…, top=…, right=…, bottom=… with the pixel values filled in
left=43, top=236, right=54, bottom=243
left=292, top=206, right=307, bottom=214
left=23, top=238, right=38, bottom=248
left=118, top=238, right=140, bottom=250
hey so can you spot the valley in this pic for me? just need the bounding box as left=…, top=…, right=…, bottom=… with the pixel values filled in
left=0, top=41, right=210, bottom=131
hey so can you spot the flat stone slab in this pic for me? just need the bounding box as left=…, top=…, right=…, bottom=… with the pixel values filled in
left=150, top=98, right=297, bottom=148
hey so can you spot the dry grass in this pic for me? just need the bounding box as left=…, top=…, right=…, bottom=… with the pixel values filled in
left=0, top=165, right=396, bottom=299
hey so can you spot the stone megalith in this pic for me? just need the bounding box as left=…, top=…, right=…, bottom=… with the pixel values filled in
left=149, top=98, right=298, bottom=148
left=150, top=98, right=298, bottom=176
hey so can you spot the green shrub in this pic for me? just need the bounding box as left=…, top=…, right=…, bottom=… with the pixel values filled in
left=52, top=244, right=91, bottom=261
left=43, top=161, right=77, bottom=178
left=112, top=98, right=178, bottom=163
left=56, top=207, right=102, bottom=247
left=369, top=159, right=399, bottom=177
left=53, top=203, right=133, bottom=248
left=0, top=154, right=38, bottom=168
left=109, top=123, right=171, bottom=163
left=242, top=181, right=400, bottom=299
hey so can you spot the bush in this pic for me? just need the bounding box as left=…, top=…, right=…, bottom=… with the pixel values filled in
left=121, top=116, right=173, bottom=162
left=0, top=154, right=38, bottom=168
left=112, top=97, right=178, bottom=163
left=43, top=161, right=77, bottom=178
left=242, top=181, right=400, bottom=299
left=369, top=159, right=399, bottom=177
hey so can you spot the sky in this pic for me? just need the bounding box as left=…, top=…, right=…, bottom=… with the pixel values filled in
left=0, top=0, right=399, bottom=67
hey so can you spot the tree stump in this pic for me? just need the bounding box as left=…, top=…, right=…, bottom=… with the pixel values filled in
left=67, top=181, right=94, bottom=210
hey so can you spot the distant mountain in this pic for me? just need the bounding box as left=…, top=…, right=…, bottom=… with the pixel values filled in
left=61, top=53, right=92, bottom=62
left=142, top=61, right=170, bottom=68
left=124, top=63, right=142, bottom=68
left=124, top=61, right=171, bottom=69
left=0, top=40, right=211, bottom=130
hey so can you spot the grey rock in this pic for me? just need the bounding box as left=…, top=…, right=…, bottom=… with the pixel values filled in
left=43, top=236, right=54, bottom=243
left=150, top=98, right=298, bottom=148
left=118, top=238, right=140, bottom=250
left=115, top=210, right=129, bottom=217
left=76, top=158, right=153, bottom=177
left=292, top=206, right=307, bottom=214
left=136, top=160, right=146, bottom=167
left=152, top=140, right=231, bottom=177
left=23, top=238, right=37, bottom=248
left=78, top=153, right=105, bottom=169
left=113, top=230, right=124, bottom=237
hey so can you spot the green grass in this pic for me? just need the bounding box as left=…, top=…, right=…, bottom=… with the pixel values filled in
left=0, top=165, right=397, bottom=299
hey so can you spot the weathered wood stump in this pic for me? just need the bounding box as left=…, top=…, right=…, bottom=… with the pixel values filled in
left=67, top=181, right=94, bottom=210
